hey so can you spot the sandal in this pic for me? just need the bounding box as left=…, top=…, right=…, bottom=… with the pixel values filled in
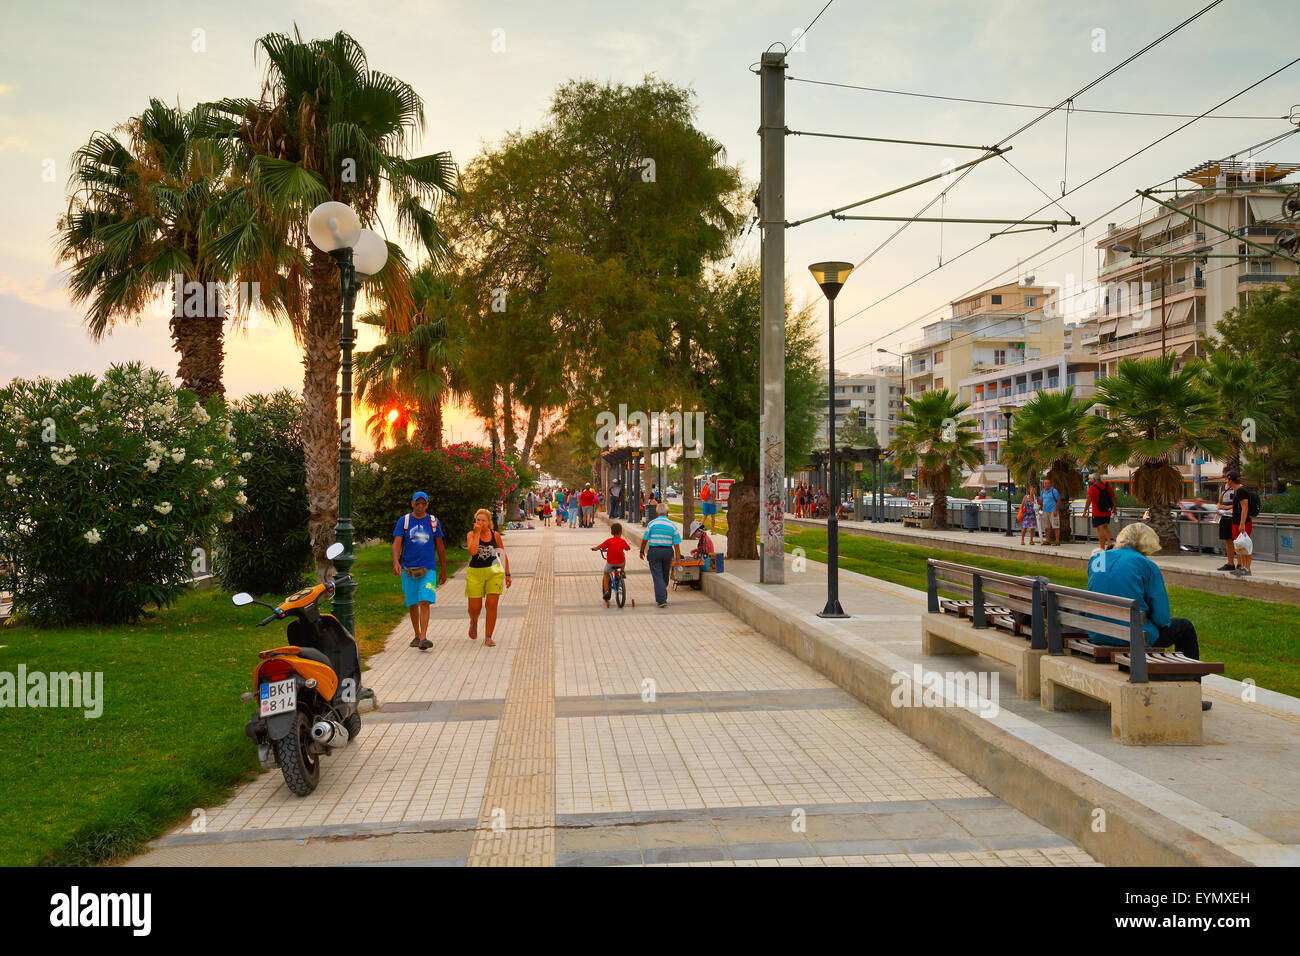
left=409, top=636, right=421, bottom=647
left=485, top=636, right=496, bottom=647
left=419, top=638, right=432, bottom=651
left=469, top=621, right=477, bottom=640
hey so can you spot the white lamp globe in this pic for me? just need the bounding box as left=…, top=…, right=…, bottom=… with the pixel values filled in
left=352, top=228, right=390, bottom=277
left=307, top=201, right=362, bottom=253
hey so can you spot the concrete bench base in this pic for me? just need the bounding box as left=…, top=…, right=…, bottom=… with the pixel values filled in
left=920, top=611, right=1045, bottom=700
left=1040, top=655, right=1202, bottom=745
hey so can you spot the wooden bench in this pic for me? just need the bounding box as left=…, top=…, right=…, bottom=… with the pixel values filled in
left=902, top=504, right=932, bottom=528
left=921, top=560, right=1048, bottom=699
left=1040, top=583, right=1220, bottom=744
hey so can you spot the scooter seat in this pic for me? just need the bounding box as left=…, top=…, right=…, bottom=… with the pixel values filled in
left=295, top=646, right=332, bottom=667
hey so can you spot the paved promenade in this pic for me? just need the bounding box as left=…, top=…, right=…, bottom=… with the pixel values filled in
left=128, top=524, right=1094, bottom=867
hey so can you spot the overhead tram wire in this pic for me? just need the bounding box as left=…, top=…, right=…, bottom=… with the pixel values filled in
left=832, top=62, right=1300, bottom=350
left=815, top=0, right=1230, bottom=279
left=785, top=75, right=1288, bottom=122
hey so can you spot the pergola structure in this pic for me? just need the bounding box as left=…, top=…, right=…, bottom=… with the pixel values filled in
left=598, top=446, right=646, bottom=523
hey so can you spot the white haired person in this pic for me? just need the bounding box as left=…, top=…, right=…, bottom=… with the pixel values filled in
left=1086, top=522, right=1211, bottom=711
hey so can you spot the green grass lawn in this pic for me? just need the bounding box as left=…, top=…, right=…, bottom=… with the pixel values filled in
left=0, top=542, right=465, bottom=866
left=784, top=528, right=1300, bottom=698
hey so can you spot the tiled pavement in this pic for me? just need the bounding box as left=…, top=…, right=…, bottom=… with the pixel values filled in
left=126, top=525, right=1097, bottom=867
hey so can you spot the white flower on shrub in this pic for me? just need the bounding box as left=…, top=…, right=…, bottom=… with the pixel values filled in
left=84, top=528, right=101, bottom=545
left=170, top=448, right=185, bottom=464
left=147, top=401, right=167, bottom=418
left=237, top=475, right=247, bottom=487
left=144, top=457, right=161, bottom=474
left=286, top=487, right=294, bottom=493
left=15, top=439, right=27, bottom=449
left=199, top=488, right=209, bottom=497
left=211, top=477, right=226, bottom=490
left=222, top=512, right=234, bottom=523
left=5, top=474, right=20, bottom=487
left=241, top=452, right=252, bottom=462
left=192, top=405, right=211, bottom=425
left=51, top=446, right=77, bottom=466
left=154, top=501, right=173, bottom=515
left=75, top=406, right=92, bottom=418
left=133, top=524, right=148, bottom=534
left=147, top=440, right=166, bottom=455
left=79, top=422, right=98, bottom=434
left=235, top=491, right=248, bottom=506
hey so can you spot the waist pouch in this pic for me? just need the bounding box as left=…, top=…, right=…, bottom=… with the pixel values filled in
left=405, top=567, right=429, bottom=579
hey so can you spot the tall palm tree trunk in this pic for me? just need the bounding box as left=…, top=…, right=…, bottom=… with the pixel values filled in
left=414, top=395, right=442, bottom=450
left=1148, top=506, right=1180, bottom=555
left=169, top=312, right=226, bottom=401
left=931, top=488, right=949, bottom=530
left=303, top=248, right=342, bottom=562
left=520, top=404, right=541, bottom=466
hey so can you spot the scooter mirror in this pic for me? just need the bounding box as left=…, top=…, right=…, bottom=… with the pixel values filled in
left=231, top=592, right=255, bottom=607
left=326, top=542, right=345, bottom=561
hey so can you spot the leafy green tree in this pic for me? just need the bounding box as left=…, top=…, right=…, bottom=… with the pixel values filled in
left=1193, top=352, right=1285, bottom=477
left=56, top=100, right=266, bottom=400
left=205, top=29, right=457, bottom=557
left=1212, top=277, right=1300, bottom=489
left=1085, top=354, right=1226, bottom=553
left=694, top=264, right=822, bottom=559
left=889, top=390, right=985, bottom=530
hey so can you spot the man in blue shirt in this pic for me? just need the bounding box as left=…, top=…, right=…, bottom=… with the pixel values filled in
left=1038, top=477, right=1061, bottom=546
left=392, top=492, right=446, bottom=650
left=1087, top=522, right=1210, bottom=711
left=639, top=503, right=683, bottom=608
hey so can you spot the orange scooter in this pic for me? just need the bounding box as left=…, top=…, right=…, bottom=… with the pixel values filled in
left=233, top=542, right=363, bottom=796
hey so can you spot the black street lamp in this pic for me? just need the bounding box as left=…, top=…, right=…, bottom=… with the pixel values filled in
left=308, top=201, right=389, bottom=638
left=809, top=261, right=854, bottom=619
left=1000, top=405, right=1016, bottom=537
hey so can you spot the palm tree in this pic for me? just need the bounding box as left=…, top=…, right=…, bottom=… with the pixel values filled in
left=1194, top=352, right=1284, bottom=474
left=354, top=264, right=463, bottom=452
left=1085, top=354, right=1227, bottom=553
left=56, top=99, right=259, bottom=400
left=1002, top=388, right=1093, bottom=539
left=889, top=389, right=985, bottom=530
left=205, top=29, right=458, bottom=555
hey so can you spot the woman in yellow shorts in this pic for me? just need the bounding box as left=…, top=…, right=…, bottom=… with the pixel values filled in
left=465, top=508, right=511, bottom=646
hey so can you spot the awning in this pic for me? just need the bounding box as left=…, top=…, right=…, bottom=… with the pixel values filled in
left=1248, top=196, right=1283, bottom=222
left=1140, top=217, right=1171, bottom=241
left=1097, top=317, right=1118, bottom=336
left=1163, top=299, right=1193, bottom=329
left=962, top=467, right=1007, bottom=489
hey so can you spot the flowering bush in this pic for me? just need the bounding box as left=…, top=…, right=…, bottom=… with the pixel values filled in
left=351, top=442, right=519, bottom=545
left=215, top=392, right=313, bottom=596
left=0, top=363, right=248, bottom=624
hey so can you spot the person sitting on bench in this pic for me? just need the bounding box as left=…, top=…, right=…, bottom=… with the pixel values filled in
left=1087, top=522, right=1211, bottom=711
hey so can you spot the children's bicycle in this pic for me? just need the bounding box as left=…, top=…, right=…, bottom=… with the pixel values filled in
left=598, top=547, right=632, bottom=609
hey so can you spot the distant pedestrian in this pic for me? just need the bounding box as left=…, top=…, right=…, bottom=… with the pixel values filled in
left=1216, top=474, right=1238, bottom=572
left=579, top=483, right=597, bottom=528
left=465, top=508, right=510, bottom=646
left=1224, top=471, right=1260, bottom=577
left=639, top=503, right=683, bottom=608
left=1083, top=473, right=1114, bottom=550
left=1038, top=477, right=1061, bottom=546
left=700, top=473, right=718, bottom=532
left=1019, top=487, right=1039, bottom=546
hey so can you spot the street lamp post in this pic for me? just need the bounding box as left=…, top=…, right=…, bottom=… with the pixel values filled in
left=308, top=202, right=389, bottom=639
left=1001, top=406, right=1016, bottom=537
left=810, top=261, right=854, bottom=619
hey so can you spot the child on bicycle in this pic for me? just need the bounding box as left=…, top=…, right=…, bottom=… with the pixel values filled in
left=591, top=522, right=631, bottom=598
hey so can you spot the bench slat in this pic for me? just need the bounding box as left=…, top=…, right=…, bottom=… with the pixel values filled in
left=1115, top=653, right=1224, bottom=676
left=1055, top=610, right=1132, bottom=641
left=1065, top=638, right=1122, bottom=662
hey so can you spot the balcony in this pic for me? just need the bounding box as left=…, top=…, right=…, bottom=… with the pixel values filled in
left=1096, top=319, right=1207, bottom=356
left=1238, top=273, right=1292, bottom=284
left=1099, top=231, right=1207, bottom=277
left=1236, top=224, right=1285, bottom=238
left=1100, top=276, right=1206, bottom=317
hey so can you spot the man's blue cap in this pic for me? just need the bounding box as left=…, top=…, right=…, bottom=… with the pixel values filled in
left=412, top=491, right=428, bottom=502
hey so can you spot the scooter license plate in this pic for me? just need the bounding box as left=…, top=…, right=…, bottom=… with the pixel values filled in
left=259, top=678, right=296, bottom=717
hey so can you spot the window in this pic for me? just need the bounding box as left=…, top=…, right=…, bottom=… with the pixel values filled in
left=934, top=350, right=944, bottom=364
left=852, top=385, right=862, bottom=393
left=867, top=385, right=875, bottom=393
left=835, top=385, right=845, bottom=393
left=935, top=377, right=944, bottom=388
left=1025, top=295, right=1037, bottom=307
left=994, top=349, right=1007, bottom=365
left=991, top=294, right=1002, bottom=305
left=857, top=410, right=867, bottom=427
left=1067, top=372, right=1076, bottom=386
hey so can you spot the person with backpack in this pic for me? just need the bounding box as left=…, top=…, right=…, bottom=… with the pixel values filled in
left=700, top=474, right=718, bottom=532
left=1225, top=471, right=1261, bottom=577
left=1083, top=473, right=1115, bottom=551
left=392, top=491, right=447, bottom=651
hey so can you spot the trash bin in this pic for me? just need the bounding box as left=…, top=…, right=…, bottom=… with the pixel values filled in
left=963, top=503, right=980, bottom=532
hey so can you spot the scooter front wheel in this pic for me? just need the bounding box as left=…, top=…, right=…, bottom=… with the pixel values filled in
left=275, top=711, right=321, bottom=796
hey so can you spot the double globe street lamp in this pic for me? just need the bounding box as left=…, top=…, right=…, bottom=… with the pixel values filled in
left=809, top=261, right=854, bottom=619
left=307, top=201, right=390, bottom=637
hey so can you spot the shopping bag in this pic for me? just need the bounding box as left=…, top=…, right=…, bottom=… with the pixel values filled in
left=1234, top=531, right=1254, bottom=555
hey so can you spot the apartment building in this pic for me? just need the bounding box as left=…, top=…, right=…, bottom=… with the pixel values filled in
left=956, top=354, right=1102, bottom=487
left=904, top=281, right=1064, bottom=401
left=816, top=365, right=905, bottom=449
left=1093, top=159, right=1299, bottom=377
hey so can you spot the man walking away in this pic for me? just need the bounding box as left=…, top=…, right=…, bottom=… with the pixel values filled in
left=640, top=503, right=682, bottom=608
left=1225, top=471, right=1260, bottom=577
left=1083, top=473, right=1114, bottom=550
left=393, top=491, right=447, bottom=650
left=700, top=474, right=718, bottom=532
left=609, top=477, right=623, bottom=520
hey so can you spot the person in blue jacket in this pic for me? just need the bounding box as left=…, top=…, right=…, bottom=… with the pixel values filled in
left=1087, top=522, right=1210, bottom=711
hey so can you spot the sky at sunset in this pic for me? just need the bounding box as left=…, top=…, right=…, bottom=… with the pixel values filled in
left=1, top=0, right=1297, bottom=453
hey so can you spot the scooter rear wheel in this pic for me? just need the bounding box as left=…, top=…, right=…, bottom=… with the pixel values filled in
left=275, top=710, right=320, bottom=796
